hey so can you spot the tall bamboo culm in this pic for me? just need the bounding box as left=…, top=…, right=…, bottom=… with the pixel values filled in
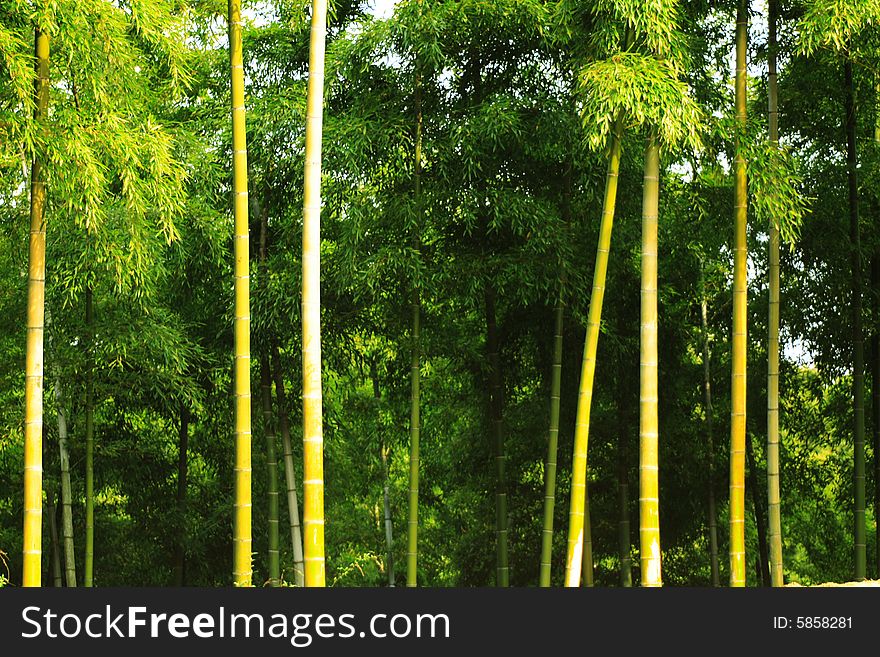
left=563, top=114, right=625, bottom=586
left=639, top=132, right=662, bottom=587
left=844, top=56, right=866, bottom=582
left=228, top=0, right=252, bottom=587
left=701, top=295, right=721, bottom=587
left=539, top=158, right=570, bottom=587
left=407, top=75, right=423, bottom=589
left=55, top=375, right=75, bottom=587
left=766, top=0, right=784, bottom=587
left=84, top=288, right=95, bottom=586
left=271, top=347, right=305, bottom=587
left=729, top=0, right=749, bottom=587
left=302, top=0, right=329, bottom=587
left=23, top=26, right=50, bottom=588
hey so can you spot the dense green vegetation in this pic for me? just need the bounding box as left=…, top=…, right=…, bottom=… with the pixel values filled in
left=1, top=0, right=879, bottom=588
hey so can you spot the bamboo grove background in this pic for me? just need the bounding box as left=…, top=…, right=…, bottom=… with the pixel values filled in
left=1, top=0, right=880, bottom=588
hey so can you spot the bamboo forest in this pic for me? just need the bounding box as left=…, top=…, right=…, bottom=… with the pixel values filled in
left=1, top=0, right=880, bottom=590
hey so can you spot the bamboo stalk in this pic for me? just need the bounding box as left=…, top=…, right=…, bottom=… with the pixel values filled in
left=485, top=287, right=508, bottom=586
left=701, top=295, right=720, bottom=587
left=844, top=56, right=866, bottom=582
left=639, top=131, right=662, bottom=588
left=301, top=0, right=328, bottom=588
left=564, top=114, right=625, bottom=586
left=84, top=289, right=94, bottom=587
left=54, top=373, right=76, bottom=587
left=766, top=0, right=784, bottom=588
left=407, top=75, right=423, bottom=589
left=729, top=0, right=749, bottom=587
left=228, top=0, right=252, bottom=588
left=23, top=26, right=50, bottom=589
left=271, top=347, right=305, bottom=587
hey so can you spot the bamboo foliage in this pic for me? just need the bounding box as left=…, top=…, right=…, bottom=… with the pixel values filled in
left=229, top=0, right=252, bottom=588
left=639, top=131, right=661, bottom=588
left=729, top=0, right=749, bottom=588
left=23, top=26, right=50, bottom=589
left=302, top=0, right=329, bottom=588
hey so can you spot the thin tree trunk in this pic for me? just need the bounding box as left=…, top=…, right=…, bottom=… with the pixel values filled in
left=701, top=295, right=721, bottom=587
left=872, top=251, right=879, bottom=580
left=370, top=363, right=395, bottom=587
left=271, top=346, right=305, bottom=587
left=173, top=404, right=189, bottom=587
left=582, top=481, right=594, bottom=587
left=746, top=433, right=771, bottom=586
left=84, top=288, right=95, bottom=587
left=484, top=286, right=509, bottom=587
left=23, top=26, right=50, bottom=588
left=539, top=160, right=570, bottom=587
left=766, top=0, right=784, bottom=588
left=301, top=0, right=329, bottom=588
left=228, top=0, right=252, bottom=588
left=539, top=287, right=565, bottom=587
left=617, top=396, right=632, bottom=587
left=407, top=74, right=423, bottom=588
left=873, top=77, right=880, bottom=580
left=845, top=56, right=866, bottom=581
left=564, top=113, right=625, bottom=586
left=639, top=131, right=662, bottom=587
left=382, top=446, right=395, bottom=587
left=45, top=473, right=62, bottom=587
left=729, top=0, right=749, bottom=587
left=257, top=191, right=280, bottom=588
left=260, top=358, right=280, bottom=586
left=55, top=376, right=76, bottom=588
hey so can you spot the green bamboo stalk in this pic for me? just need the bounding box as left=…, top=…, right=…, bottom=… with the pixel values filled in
left=874, top=77, right=880, bottom=580
left=582, top=481, right=594, bottom=587
left=484, top=287, right=508, bottom=586
left=54, top=373, right=76, bottom=587
left=564, top=114, right=625, bottom=586
left=45, top=470, right=62, bottom=587
left=84, top=289, right=94, bottom=587
left=766, top=0, right=784, bottom=588
left=23, top=25, right=50, bottom=589
left=173, top=404, right=189, bottom=586
left=844, top=56, right=866, bottom=582
left=271, top=347, right=305, bottom=587
left=257, top=193, right=279, bottom=588
left=539, top=283, right=565, bottom=587
left=228, top=0, right=252, bottom=588
left=371, top=364, right=395, bottom=587
left=701, top=295, right=721, bottom=587
left=539, top=156, right=571, bottom=587
left=639, top=131, right=662, bottom=588
left=260, top=358, right=280, bottom=586
left=407, top=74, right=423, bottom=589
left=301, top=0, right=329, bottom=589
left=729, top=0, right=749, bottom=587
left=746, top=433, right=771, bottom=586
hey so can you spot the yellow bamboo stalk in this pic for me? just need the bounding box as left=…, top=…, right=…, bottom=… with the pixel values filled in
left=563, top=115, right=624, bottom=586
left=639, top=132, right=662, bottom=587
left=302, top=0, right=328, bottom=588
left=228, top=0, right=252, bottom=587
left=23, top=27, right=50, bottom=588
left=729, top=0, right=749, bottom=587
